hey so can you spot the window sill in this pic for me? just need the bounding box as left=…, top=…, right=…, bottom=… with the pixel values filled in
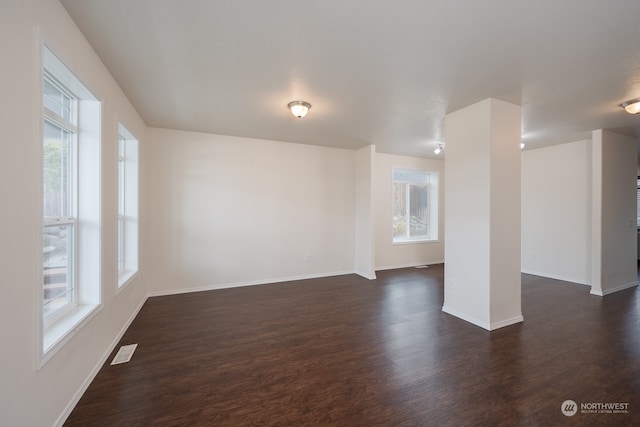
left=41, top=303, right=101, bottom=367
left=392, top=239, right=440, bottom=246
left=117, top=270, right=138, bottom=292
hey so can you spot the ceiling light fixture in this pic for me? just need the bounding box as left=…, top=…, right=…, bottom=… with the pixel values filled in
left=521, top=142, right=525, bottom=150
left=620, top=98, right=640, bottom=115
left=288, top=100, right=311, bottom=118
left=434, top=143, right=444, bottom=155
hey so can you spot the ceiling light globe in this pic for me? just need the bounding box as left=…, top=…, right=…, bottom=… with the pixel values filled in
left=620, top=99, right=640, bottom=115
left=288, top=101, right=311, bottom=118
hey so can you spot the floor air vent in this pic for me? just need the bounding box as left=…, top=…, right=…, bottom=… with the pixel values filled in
left=111, top=344, right=138, bottom=365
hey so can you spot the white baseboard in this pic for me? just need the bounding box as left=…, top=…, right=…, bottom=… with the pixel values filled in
left=376, top=260, right=444, bottom=271
left=590, top=281, right=638, bottom=296
left=442, top=305, right=491, bottom=330
left=442, top=305, right=523, bottom=331
left=147, top=270, right=355, bottom=297
left=521, top=269, right=590, bottom=286
left=355, top=270, right=377, bottom=280
left=490, top=315, right=524, bottom=330
left=54, top=295, right=148, bottom=427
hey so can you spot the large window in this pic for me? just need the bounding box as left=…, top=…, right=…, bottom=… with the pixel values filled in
left=392, top=169, right=438, bottom=243
left=40, top=46, right=101, bottom=363
left=117, top=123, right=139, bottom=288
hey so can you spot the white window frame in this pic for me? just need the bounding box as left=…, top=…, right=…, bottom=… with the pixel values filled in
left=636, top=176, right=639, bottom=229
left=117, top=123, right=139, bottom=289
left=118, top=134, right=126, bottom=275
left=392, top=168, right=439, bottom=244
left=39, top=44, right=102, bottom=367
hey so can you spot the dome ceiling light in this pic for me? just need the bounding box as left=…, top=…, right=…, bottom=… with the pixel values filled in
left=620, top=98, right=640, bottom=115
left=288, top=100, right=311, bottom=118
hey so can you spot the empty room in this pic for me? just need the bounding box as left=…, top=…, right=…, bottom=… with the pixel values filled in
left=2, top=0, right=640, bottom=426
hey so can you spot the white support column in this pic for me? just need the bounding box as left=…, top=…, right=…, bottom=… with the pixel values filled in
left=354, top=144, right=376, bottom=280
left=590, top=130, right=638, bottom=296
left=443, top=98, right=523, bottom=330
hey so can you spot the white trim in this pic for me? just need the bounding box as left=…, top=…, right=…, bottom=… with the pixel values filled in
left=376, top=260, right=444, bottom=271
left=489, top=315, right=524, bottom=330
left=147, top=270, right=355, bottom=297
left=35, top=29, right=46, bottom=372
left=43, top=46, right=98, bottom=101
left=590, top=281, right=638, bottom=296
left=117, top=271, right=139, bottom=293
left=53, top=295, right=148, bottom=427
left=355, top=270, right=377, bottom=280
left=442, top=305, right=523, bottom=331
left=40, top=304, right=102, bottom=368
left=520, top=270, right=591, bottom=286
left=391, top=239, right=440, bottom=246
left=43, top=108, right=77, bottom=134
left=442, top=305, right=491, bottom=330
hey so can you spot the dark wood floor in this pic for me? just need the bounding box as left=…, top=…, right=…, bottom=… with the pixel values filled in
left=65, top=265, right=640, bottom=426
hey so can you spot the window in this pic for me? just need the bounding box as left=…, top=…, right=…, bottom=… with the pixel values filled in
left=43, top=75, right=78, bottom=321
left=117, top=123, right=139, bottom=288
left=40, top=46, right=101, bottom=364
left=392, top=169, right=438, bottom=243
left=637, top=176, right=640, bottom=228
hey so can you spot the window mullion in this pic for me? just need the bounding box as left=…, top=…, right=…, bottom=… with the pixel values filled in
left=44, top=109, right=77, bottom=134
left=44, top=218, right=76, bottom=226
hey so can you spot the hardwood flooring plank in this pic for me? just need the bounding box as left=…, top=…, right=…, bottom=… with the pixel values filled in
left=65, top=265, right=640, bottom=426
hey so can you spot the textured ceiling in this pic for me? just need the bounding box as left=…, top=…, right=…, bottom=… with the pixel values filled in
left=60, top=0, right=640, bottom=157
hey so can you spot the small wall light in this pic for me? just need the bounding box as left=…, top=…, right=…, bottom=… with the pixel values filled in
left=620, top=99, right=640, bottom=115
left=288, top=100, right=311, bottom=118
left=434, top=143, right=444, bottom=155
left=521, top=142, right=525, bottom=150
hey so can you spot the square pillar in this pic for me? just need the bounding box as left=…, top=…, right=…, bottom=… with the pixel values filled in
left=354, top=144, right=376, bottom=280
left=443, top=98, right=523, bottom=330
left=591, top=129, right=638, bottom=296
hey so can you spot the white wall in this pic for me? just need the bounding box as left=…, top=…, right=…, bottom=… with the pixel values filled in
left=521, top=139, right=592, bottom=284
left=0, top=1, right=147, bottom=426
left=374, top=153, right=445, bottom=270
left=145, top=128, right=356, bottom=294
